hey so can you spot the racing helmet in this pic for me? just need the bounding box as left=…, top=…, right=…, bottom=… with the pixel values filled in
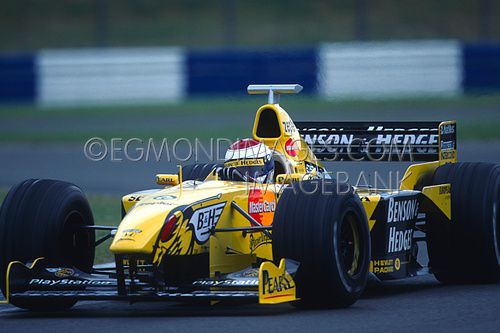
left=223, top=139, right=274, bottom=183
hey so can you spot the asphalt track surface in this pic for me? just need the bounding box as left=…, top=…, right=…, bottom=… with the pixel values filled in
left=0, top=141, right=499, bottom=194
left=1, top=275, right=500, bottom=332
left=1, top=143, right=500, bottom=332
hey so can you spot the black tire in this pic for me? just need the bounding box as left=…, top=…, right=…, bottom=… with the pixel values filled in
left=428, top=162, right=500, bottom=283
left=181, top=163, right=220, bottom=181
left=273, top=180, right=371, bottom=308
left=0, top=179, right=95, bottom=310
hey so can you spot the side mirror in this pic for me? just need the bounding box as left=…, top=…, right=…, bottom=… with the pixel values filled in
left=276, top=173, right=312, bottom=184
left=156, top=174, right=179, bottom=186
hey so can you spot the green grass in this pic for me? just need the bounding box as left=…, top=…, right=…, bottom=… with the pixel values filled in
left=1, top=94, right=500, bottom=143
left=86, top=193, right=121, bottom=263
left=0, top=188, right=121, bottom=264
left=460, top=122, right=500, bottom=141
left=1, top=0, right=499, bottom=51
left=3, top=93, right=500, bottom=118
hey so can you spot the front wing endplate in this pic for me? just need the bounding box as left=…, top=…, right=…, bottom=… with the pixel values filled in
left=258, top=259, right=298, bottom=304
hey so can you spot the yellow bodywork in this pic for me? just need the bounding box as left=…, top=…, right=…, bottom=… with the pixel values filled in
left=400, top=120, right=457, bottom=191
left=357, top=192, right=383, bottom=231
left=106, top=101, right=456, bottom=305
left=106, top=102, right=326, bottom=304
left=422, top=184, right=452, bottom=220
left=114, top=180, right=288, bottom=287
left=112, top=102, right=323, bottom=263
left=252, top=103, right=325, bottom=174
left=114, top=182, right=280, bottom=258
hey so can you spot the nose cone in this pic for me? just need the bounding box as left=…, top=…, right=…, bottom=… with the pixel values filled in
left=110, top=202, right=171, bottom=254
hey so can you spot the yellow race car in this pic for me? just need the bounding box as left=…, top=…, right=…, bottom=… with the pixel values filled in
left=1, top=85, right=499, bottom=311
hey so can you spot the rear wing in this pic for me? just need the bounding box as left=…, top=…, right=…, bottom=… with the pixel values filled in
left=295, top=121, right=456, bottom=162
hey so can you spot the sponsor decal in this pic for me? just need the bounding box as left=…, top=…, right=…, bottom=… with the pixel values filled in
left=285, top=138, right=299, bottom=157
left=299, top=124, right=440, bottom=159
left=387, top=197, right=418, bottom=253
left=439, top=185, right=451, bottom=195
left=119, top=229, right=142, bottom=241
left=29, top=279, right=113, bottom=286
left=369, top=127, right=438, bottom=152
left=136, top=201, right=174, bottom=207
left=249, top=198, right=275, bottom=214
left=154, top=195, right=177, bottom=200
left=258, top=260, right=296, bottom=303
left=249, top=233, right=271, bottom=252
left=241, top=268, right=259, bottom=278
left=188, top=202, right=226, bottom=243
left=441, top=150, right=456, bottom=160
left=371, top=258, right=401, bottom=274
left=440, top=141, right=455, bottom=150
left=282, top=120, right=297, bottom=134
left=54, top=268, right=75, bottom=278
left=192, top=279, right=258, bottom=286
left=123, top=258, right=147, bottom=266
left=303, top=133, right=354, bottom=153
left=388, top=227, right=414, bottom=253
left=122, top=258, right=150, bottom=272
left=394, top=258, right=401, bottom=271
left=303, top=131, right=438, bottom=152
left=248, top=189, right=276, bottom=226
left=439, top=123, right=456, bottom=161
left=123, top=229, right=141, bottom=234
left=441, top=124, right=455, bottom=135
left=261, top=269, right=293, bottom=295
left=387, top=197, right=419, bottom=223
left=224, top=158, right=265, bottom=168
left=156, top=175, right=177, bottom=184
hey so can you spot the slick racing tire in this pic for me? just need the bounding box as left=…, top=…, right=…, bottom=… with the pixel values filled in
left=181, top=163, right=220, bottom=181
left=428, top=162, right=500, bottom=283
left=0, top=179, right=95, bottom=310
left=273, top=180, right=371, bottom=308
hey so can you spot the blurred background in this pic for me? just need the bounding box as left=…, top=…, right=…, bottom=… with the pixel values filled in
left=1, top=0, right=499, bottom=49
left=0, top=1, right=499, bottom=229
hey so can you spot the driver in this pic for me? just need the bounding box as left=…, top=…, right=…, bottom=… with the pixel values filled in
left=221, top=138, right=274, bottom=183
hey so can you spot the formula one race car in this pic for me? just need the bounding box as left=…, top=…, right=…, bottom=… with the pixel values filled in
left=1, top=85, right=499, bottom=311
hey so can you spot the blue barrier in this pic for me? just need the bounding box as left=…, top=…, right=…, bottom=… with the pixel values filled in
left=463, top=43, right=500, bottom=92
left=1, top=42, right=500, bottom=105
left=187, top=48, right=317, bottom=96
left=0, top=53, right=35, bottom=103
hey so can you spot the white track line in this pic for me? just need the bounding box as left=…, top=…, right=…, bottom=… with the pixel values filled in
left=0, top=306, right=15, bottom=313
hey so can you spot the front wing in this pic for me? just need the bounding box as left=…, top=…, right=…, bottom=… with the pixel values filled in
left=2, top=258, right=298, bottom=305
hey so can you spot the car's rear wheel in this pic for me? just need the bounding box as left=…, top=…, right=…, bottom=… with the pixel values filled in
left=427, top=162, right=500, bottom=283
left=272, top=180, right=371, bottom=308
left=0, top=179, right=95, bottom=310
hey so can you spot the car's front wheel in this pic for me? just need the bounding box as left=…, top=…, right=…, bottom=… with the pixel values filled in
left=272, top=180, right=371, bottom=308
left=0, top=179, right=95, bottom=310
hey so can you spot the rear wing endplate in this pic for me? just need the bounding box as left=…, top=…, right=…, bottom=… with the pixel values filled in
left=295, top=121, right=457, bottom=162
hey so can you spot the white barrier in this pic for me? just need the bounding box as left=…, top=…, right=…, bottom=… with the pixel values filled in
left=318, top=41, right=462, bottom=98
left=35, top=41, right=463, bottom=105
left=37, top=48, right=185, bottom=106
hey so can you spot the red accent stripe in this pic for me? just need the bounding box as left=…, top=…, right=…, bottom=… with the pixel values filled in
left=230, top=138, right=261, bottom=150
left=262, top=293, right=295, bottom=300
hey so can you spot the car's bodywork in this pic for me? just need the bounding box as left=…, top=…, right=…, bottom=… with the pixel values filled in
left=1, top=84, right=457, bottom=306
